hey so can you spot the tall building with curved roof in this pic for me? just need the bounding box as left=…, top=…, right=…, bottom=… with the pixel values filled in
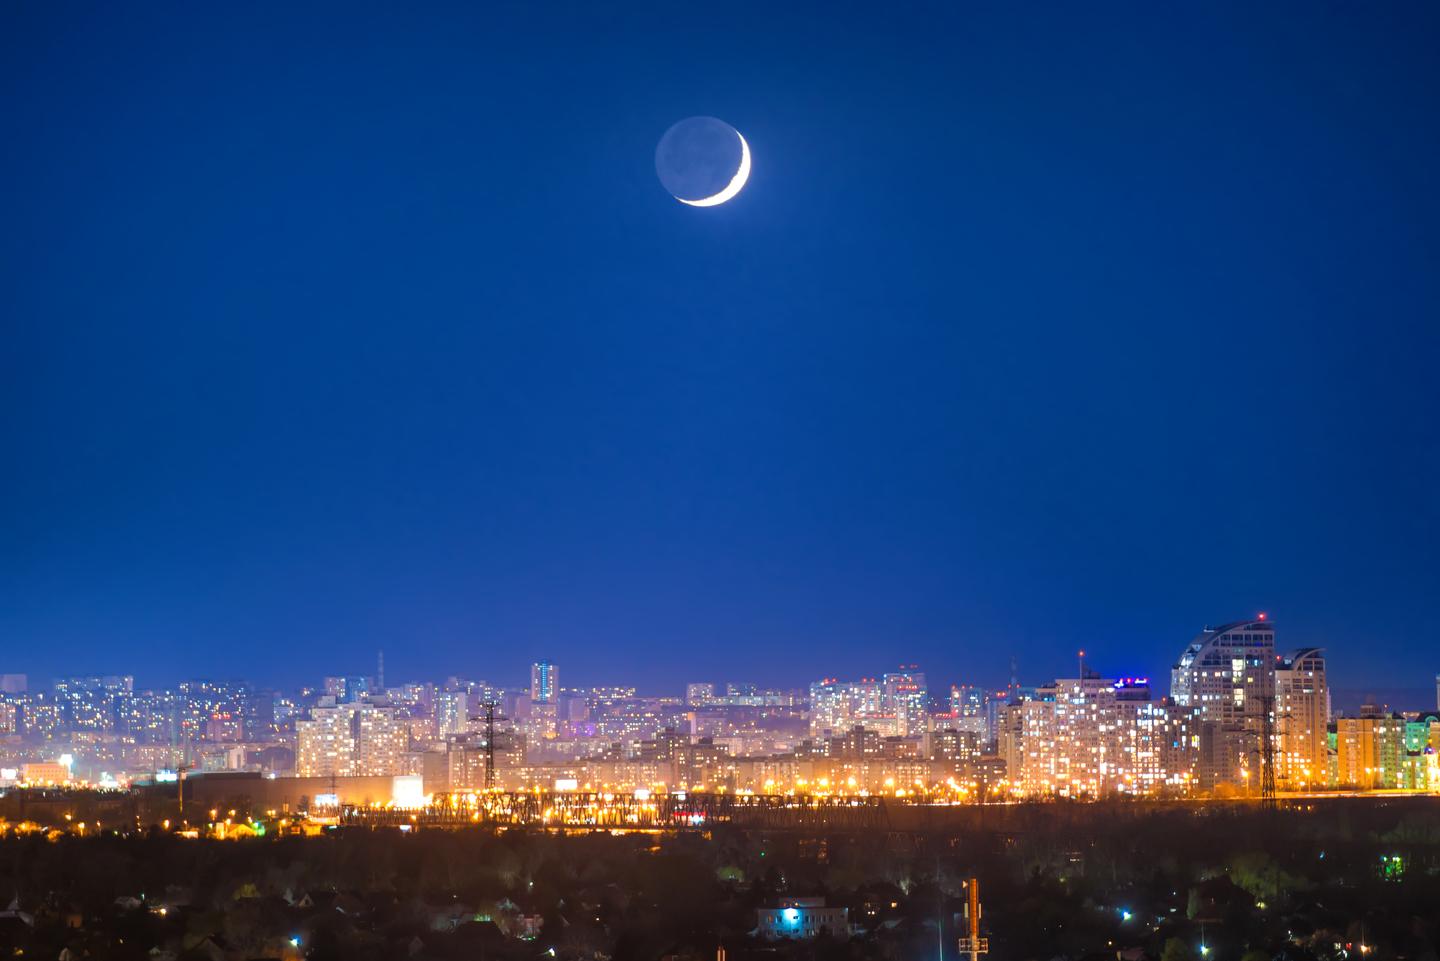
left=1170, top=618, right=1276, bottom=791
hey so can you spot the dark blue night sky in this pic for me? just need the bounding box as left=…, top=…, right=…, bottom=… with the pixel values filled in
left=3, top=3, right=1438, bottom=693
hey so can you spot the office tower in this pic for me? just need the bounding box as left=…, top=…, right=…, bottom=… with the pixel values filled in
left=1275, top=648, right=1328, bottom=790
left=1170, top=617, right=1276, bottom=792
left=882, top=667, right=927, bottom=737
left=435, top=690, right=469, bottom=739
left=0, top=675, right=27, bottom=694
left=531, top=661, right=558, bottom=704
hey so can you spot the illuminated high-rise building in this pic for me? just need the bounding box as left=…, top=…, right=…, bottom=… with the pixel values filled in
left=1170, top=617, right=1276, bottom=792
left=1336, top=703, right=1405, bottom=789
left=1018, top=676, right=1197, bottom=797
left=354, top=704, right=407, bottom=775
left=52, top=675, right=133, bottom=734
left=949, top=685, right=984, bottom=718
left=531, top=661, right=558, bottom=704
left=296, top=702, right=407, bottom=777
left=809, top=678, right=888, bottom=739
left=882, top=667, right=928, bottom=737
left=929, top=727, right=982, bottom=782
left=15, top=695, right=61, bottom=739
left=435, top=690, right=469, bottom=739
left=686, top=683, right=716, bottom=706
left=1275, top=648, right=1328, bottom=790
left=296, top=704, right=354, bottom=778
left=947, top=685, right=989, bottom=742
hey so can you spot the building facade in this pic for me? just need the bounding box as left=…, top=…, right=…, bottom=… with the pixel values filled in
left=809, top=678, right=890, bottom=739
left=757, top=899, right=849, bottom=940
left=1336, top=705, right=1406, bottom=789
left=296, top=702, right=408, bottom=778
left=1170, top=618, right=1276, bottom=792
left=531, top=661, right=558, bottom=704
left=1274, top=648, right=1328, bottom=790
left=1017, top=677, right=1196, bottom=797
left=882, top=667, right=928, bottom=737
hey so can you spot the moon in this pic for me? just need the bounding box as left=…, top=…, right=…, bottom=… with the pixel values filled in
left=655, top=116, right=751, bottom=207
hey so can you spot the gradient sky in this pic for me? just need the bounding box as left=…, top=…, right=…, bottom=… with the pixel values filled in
left=3, top=3, right=1438, bottom=694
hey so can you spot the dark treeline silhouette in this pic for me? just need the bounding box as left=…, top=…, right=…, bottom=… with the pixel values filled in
left=1, top=798, right=1437, bottom=961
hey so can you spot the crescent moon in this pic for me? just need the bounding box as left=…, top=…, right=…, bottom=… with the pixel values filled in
left=676, top=131, right=750, bottom=207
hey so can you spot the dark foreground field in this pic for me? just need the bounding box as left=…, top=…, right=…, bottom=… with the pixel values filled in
left=1, top=798, right=1437, bottom=961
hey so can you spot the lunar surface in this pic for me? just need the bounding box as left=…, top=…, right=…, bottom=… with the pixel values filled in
left=655, top=116, right=750, bottom=206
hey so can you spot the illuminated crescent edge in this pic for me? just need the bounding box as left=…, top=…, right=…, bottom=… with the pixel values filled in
left=676, top=131, right=751, bottom=207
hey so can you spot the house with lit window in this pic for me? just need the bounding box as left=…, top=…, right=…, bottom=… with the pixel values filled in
left=757, top=898, right=849, bottom=940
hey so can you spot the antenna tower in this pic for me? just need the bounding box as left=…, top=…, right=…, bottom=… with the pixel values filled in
left=957, top=877, right=989, bottom=961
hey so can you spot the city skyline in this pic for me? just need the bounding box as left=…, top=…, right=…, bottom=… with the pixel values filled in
left=0, top=621, right=1434, bottom=704
left=5, top=623, right=1436, bottom=715
left=6, top=641, right=1438, bottom=800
